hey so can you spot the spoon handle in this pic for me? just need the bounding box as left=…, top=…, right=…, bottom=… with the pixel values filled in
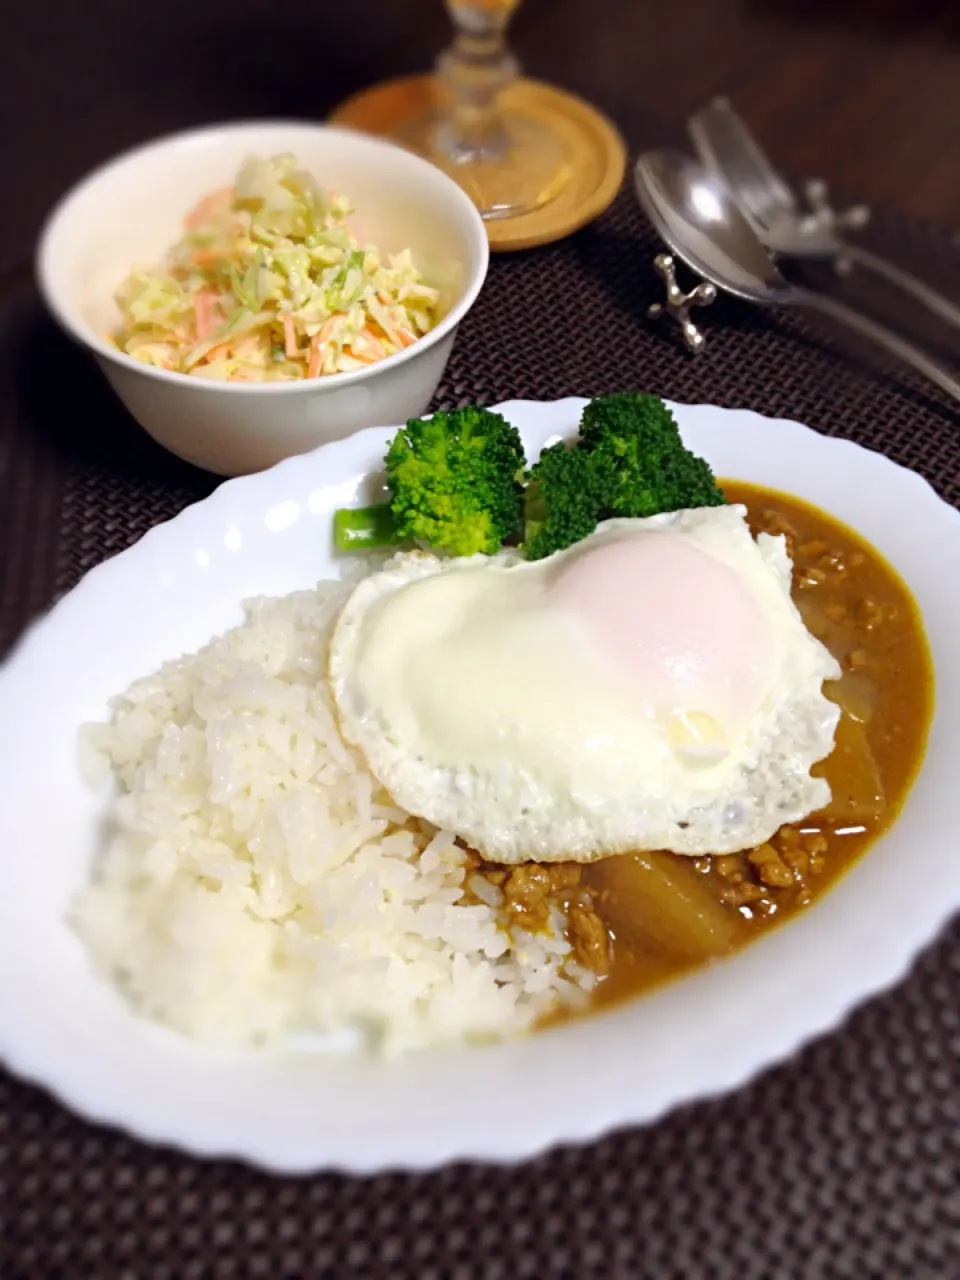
left=844, top=244, right=960, bottom=333
left=792, top=287, right=960, bottom=402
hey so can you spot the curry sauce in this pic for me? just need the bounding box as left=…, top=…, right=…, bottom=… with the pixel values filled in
left=489, top=483, right=935, bottom=1018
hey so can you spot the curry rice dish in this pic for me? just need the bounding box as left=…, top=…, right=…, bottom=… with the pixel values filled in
left=72, top=408, right=932, bottom=1055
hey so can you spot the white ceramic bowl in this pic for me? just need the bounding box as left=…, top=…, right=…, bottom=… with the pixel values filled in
left=36, top=121, right=489, bottom=476
left=1, top=398, right=958, bottom=1174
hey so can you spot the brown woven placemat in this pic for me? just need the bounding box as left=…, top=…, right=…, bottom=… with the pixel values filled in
left=2, top=182, right=960, bottom=1280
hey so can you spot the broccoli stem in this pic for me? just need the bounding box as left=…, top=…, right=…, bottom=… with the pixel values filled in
left=333, top=504, right=401, bottom=551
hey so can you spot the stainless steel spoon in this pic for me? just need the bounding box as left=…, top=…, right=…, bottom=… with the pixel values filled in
left=634, top=150, right=960, bottom=402
left=688, top=98, right=960, bottom=333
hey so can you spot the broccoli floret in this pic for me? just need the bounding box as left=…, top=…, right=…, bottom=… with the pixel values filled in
left=523, top=442, right=615, bottom=563
left=580, top=392, right=724, bottom=515
left=386, top=408, right=525, bottom=556
left=333, top=406, right=526, bottom=557
left=578, top=391, right=684, bottom=456
left=610, top=444, right=726, bottom=518
left=523, top=393, right=725, bottom=560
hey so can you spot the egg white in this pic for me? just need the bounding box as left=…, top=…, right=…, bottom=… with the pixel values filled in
left=328, top=510, right=841, bottom=862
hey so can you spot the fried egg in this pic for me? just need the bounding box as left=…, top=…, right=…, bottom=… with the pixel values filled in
left=328, top=507, right=841, bottom=862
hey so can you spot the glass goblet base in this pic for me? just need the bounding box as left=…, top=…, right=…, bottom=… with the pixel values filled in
left=392, top=107, right=571, bottom=221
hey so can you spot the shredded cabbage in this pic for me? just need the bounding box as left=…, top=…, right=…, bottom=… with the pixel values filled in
left=110, top=154, right=445, bottom=382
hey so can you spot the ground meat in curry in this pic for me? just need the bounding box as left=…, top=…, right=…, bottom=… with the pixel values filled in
left=464, top=852, right=612, bottom=976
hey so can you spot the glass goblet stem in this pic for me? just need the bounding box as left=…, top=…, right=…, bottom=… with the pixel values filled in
left=436, top=1, right=522, bottom=165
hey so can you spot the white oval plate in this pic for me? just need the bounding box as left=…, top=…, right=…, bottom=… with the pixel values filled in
left=1, top=398, right=959, bottom=1175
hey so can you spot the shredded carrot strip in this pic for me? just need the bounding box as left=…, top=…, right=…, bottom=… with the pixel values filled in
left=307, top=335, right=323, bottom=378
left=194, top=290, right=220, bottom=342
left=367, top=319, right=396, bottom=346
left=357, top=326, right=386, bottom=360
left=317, top=314, right=342, bottom=344
left=396, top=327, right=417, bottom=348
left=185, top=186, right=235, bottom=232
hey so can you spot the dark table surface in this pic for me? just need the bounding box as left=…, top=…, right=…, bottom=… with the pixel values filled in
left=3, top=2, right=960, bottom=1277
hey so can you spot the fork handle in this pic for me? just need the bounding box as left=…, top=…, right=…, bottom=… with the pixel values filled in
left=843, top=244, right=960, bottom=332
left=792, top=287, right=960, bottom=402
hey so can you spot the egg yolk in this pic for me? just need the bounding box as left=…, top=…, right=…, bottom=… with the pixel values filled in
left=547, top=529, right=776, bottom=744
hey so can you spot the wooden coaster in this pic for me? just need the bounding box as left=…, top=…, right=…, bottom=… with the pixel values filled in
left=329, top=75, right=627, bottom=252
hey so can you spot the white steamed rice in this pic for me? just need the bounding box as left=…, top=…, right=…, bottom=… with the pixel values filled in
left=72, top=577, right=592, bottom=1056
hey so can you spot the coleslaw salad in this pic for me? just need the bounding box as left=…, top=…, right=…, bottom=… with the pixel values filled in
left=110, top=154, right=444, bottom=383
